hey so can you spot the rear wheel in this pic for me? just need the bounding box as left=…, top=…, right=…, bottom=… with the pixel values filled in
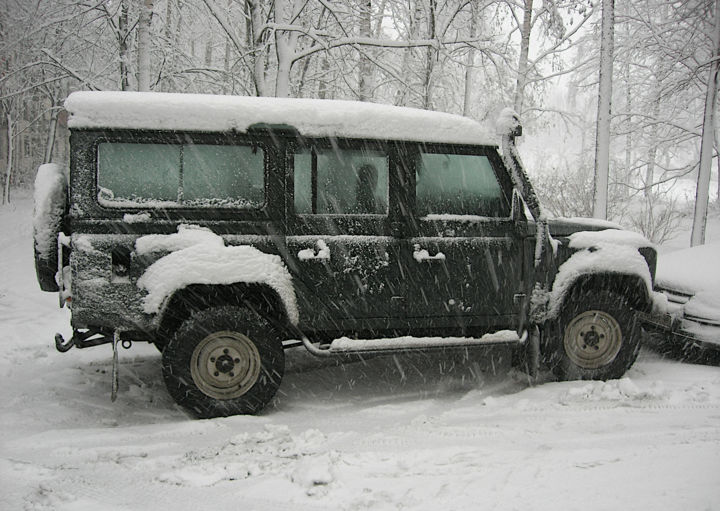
left=162, top=306, right=284, bottom=418
left=549, top=290, right=641, bottom=381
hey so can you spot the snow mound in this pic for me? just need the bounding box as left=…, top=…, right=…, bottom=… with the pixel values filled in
left=157, top=425, right=334, bottom=491
left=135, top=224, right=222, bottom=255
left=136, top=226, right=298, bottom=323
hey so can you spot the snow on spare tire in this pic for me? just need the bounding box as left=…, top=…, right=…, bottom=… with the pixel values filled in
left=33, top=163, right=67, bottom=292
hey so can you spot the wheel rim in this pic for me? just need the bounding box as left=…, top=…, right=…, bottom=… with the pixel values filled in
left=190, top=331, right=261, bottom=400
left=563, top=309, right=623, bottom=369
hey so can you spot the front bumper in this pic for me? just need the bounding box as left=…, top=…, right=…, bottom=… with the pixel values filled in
left=637, top=309, right=720, bottom=351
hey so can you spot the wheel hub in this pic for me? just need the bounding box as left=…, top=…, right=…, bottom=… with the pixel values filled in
left=580, top=326, right=603, bottom=350
left=190, top=331, right=261, bottom=400
left=214, top=353, right=236, bottom=374
left=564, top=310, right=622, bottom=369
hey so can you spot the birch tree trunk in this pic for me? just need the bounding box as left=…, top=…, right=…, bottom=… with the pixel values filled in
left=423, top=0, right=437, bottom=110
left=44, top=108, right=58, bottom=164
left=513, top=0, right=533, bottom=114
left=119, top=0, right=130, bottom=91
left=690, top=0, right=720, bottom=246
left=358, top=0, right=373, bottom=101
left=592, top=0, right=614, bottom=220
left=245, top=0, right=268, bottom=96
left=274, top=0, right=301, bottom=97
left=3, top=114, right=12, bottom=205
left=463, top=0, right=477, bottom=117
left=137, top=0, right=154, bottom=92
left=394, top=0, right=423, bottom=106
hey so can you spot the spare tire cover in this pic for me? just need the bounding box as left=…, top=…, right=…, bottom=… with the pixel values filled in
left=33, top=163, right=67, bottom=292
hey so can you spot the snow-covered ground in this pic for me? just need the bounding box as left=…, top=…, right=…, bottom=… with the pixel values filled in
left=2, top=191, right=719, bottom=510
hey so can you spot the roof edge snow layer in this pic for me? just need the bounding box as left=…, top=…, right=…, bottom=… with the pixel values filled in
left=64, top=91, right=496, bottom=146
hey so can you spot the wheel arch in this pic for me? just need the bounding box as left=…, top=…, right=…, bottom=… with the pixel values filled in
left=156, top=283, right=294, bottom=345
left=560, top=272, right=652, bottom=314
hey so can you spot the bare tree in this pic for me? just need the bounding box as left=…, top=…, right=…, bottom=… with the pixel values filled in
left=691, top=0, right=720, bottom=246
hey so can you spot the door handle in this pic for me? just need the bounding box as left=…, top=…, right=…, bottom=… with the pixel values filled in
left=298, top=239, right=331, bottom=261
left=413, top=244, right=445, bottom=263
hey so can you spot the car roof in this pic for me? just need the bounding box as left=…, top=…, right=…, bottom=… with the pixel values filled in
left=65, top=91, right=497, bottom=146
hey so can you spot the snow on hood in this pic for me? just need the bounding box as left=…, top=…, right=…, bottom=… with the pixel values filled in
left=135, top=226, right=298, bottom=324
left=568, top=229, right=653, bottom=250
left=65, top=91, right=496, bottom=146
left=656, top=242, right=720, bottom=326
left=656, top=242, right=720, bottom=295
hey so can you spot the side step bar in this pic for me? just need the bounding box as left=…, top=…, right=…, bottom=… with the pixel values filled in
left=301, top=330, right=523, bottom=357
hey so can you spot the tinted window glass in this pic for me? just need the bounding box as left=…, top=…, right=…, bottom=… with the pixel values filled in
left=183, top=144, right=264, bottom=207
left=98, top=143, right=180, bottom=203
left=97, top=142, right=264, bottom=208
left=294, top=147, right=388, bottom=215
left=416, top=153, right=508, bottom=217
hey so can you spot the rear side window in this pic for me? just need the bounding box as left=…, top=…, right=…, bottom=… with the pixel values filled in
left=294, top=147, right=389, bottom=215
left=97, top=142, right=264, bottom=208
left=416, top=153, right=508, bottom=217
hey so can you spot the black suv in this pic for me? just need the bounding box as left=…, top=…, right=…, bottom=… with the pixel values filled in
left=34, top=91, right=658, bottom=417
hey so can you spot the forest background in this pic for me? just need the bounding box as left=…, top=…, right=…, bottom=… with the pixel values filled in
left=1, top=0, right=718, bottom=245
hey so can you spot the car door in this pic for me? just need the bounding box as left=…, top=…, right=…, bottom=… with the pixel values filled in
left=402, top=144, right=526, bottom=332
left=284, top=138, right=406, bottom=333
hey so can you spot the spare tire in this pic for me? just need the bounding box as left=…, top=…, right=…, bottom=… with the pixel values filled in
left=33, top=163, right=67, bottom=292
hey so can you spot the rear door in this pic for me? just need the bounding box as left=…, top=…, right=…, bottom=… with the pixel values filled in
left=402, top=144, right=525, bottom=332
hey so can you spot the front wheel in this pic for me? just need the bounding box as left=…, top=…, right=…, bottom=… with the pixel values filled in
left=548, top=290, right=641, bottom=381
left=162, top=306, right=284, bottom=418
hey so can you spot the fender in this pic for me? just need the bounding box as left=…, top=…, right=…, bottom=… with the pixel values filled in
left=535, top=229, right=656, bottom=321
left=135, top=226, right=299, bottom=325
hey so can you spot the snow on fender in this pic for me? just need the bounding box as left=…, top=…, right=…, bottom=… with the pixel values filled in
left=135, top=226, right=299, bottom=325
left=544, top=229, right=655, bottom=319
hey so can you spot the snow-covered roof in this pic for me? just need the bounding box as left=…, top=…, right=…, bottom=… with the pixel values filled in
left=64, top=91, right=496, bottom=146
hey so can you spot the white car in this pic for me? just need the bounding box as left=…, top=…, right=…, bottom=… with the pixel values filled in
left=646, top=242, right=720, bottom=355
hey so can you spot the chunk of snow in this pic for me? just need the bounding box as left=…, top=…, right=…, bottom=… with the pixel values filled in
left=65, top=91, right=496, bottom=146
left=297, top=240, right=330, bottom=261
left=496, top=108, right=521, bottom=136
left=136, top=227, right=298, bottom=323
left=413, top=245, right=446, bottom=263
left=290, top=453, right=335, bottom=490
left=32, top=163, right=66, bottom=257
left=123, top=212, right=151, bottom=224
left=135, top=225, right=223, bottom=255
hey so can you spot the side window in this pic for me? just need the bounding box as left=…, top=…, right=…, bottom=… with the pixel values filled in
left=294, top=147, right=389, bottom=215
left=416, top=153, right=509, bottom=217
left=97, top=141, right=265, bottom=208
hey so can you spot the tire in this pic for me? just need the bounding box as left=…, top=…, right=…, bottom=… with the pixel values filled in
left=548, top=290, right=641, bottom=381
left=162, top=306, right=284, bottom=418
